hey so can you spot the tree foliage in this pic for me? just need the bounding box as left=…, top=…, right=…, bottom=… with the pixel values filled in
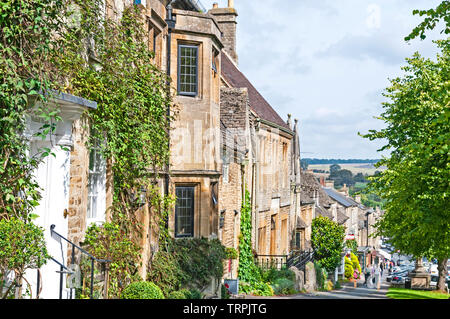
left=405, top=1, right=450, bottom=41
left=147, top=237, right=227, bottom=297
left=361, top=39, right=449, bottom=291
left=0, top=0, right=69, bottom=220
left=311, top=216, right=346, bottom=272
left=0, top=217, right=49, bottom=299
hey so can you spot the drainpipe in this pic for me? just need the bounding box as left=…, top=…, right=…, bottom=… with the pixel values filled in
left=164, top=1, right=176, bottom=227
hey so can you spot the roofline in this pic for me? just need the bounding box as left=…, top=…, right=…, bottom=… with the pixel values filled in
left=258, top=118, right=294, bottom=136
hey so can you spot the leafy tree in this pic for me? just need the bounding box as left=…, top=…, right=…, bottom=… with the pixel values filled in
left=329, top=164, right=341, bottom=174
left=329, top=169, right=354, bottom=187
left=354, top=172, right=367, bottom=183
left=405, top=1, right=450, bottom=41
left=0, top=217, right=49, bottom=299
left=82, top=222, right=141, bottom=298
left=361, top=40, right=449, bottom=292
left=311, top=216, right=346, bottom=273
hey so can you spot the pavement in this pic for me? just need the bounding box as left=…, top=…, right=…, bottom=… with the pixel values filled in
left=244, top=271, right=391, bottom=299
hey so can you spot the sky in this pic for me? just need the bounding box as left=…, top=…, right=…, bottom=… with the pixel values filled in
left=202, top=0, right=445, bottom=159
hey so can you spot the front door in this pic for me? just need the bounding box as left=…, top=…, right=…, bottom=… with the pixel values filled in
left=27, top=140, right=71, bottom=299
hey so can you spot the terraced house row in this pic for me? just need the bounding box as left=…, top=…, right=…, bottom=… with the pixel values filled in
left=19, top=0, right=380, bottom=298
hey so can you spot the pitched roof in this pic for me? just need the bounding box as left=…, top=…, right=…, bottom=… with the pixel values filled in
left=337, top=208, right=349, bottom=225
left=323, top=187, right=357, bottom=208
left=315, top=206, right=333, bottom=220
left=221, top=53, right=291, bottom=131
left=300, top=170, right=333, bottom=208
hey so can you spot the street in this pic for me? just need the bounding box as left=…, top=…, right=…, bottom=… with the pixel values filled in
left=245, top=271, right=390, bottom=299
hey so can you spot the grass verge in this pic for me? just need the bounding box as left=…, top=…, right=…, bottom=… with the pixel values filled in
left=387, top=287, right=449, bottom=299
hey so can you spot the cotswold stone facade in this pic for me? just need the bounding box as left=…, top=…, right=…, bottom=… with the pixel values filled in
left=61, top=0, right=305, bottom=296
left=211, top=1, right=303, bottom=266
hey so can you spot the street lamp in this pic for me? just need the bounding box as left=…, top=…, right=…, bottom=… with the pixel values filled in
left=364, top=210, right=373, bottom=270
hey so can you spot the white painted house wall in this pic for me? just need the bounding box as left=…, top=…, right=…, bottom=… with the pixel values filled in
left=22, top=93, right=96, bottom=299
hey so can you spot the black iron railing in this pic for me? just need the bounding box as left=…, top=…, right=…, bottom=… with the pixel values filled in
left=42, top=224, right=110, bottom=299
left=255, top=255, right=288, bottom=270
left=286, top=249, right=314, bottom=271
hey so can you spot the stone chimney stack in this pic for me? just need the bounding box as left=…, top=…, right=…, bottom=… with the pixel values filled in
left=208, top=1, right=239, bottom=64
left=287, top=114, right=292, bottom=130
left=320, top=176, right=325, bottom=186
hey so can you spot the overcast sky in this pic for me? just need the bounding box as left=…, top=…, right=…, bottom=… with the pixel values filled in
left=203, top=0, right=444, bottom=159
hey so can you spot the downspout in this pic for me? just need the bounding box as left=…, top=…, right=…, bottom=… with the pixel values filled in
left=164, top=1, right=176, bottom=228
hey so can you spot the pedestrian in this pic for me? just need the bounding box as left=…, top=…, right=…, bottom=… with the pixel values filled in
left=380, top=262, right=384, bottom=276
left=364, top=265, right=370, bottom=287
left=374, top=265, right=381, bottom=290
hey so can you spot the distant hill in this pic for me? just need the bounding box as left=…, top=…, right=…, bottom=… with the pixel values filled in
left=303, top=158, right=380, bottom=165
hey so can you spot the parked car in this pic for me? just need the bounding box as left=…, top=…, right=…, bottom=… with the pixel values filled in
left=430, top=275, right=450, bottom=290
left=387, top=270, right=408, bottom=283
left=391, top=274, right=406, bottom=284
left=429, top=264, right=438, bottom=276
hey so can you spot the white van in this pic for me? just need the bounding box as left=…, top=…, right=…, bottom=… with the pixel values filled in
left=429, top=264, right=438, bottom=275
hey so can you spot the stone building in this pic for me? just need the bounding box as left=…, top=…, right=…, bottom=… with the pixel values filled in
left=210, top=1, right=302, bottom=269
left=22, top=0, right=306, bottom=298
left=18, top=0, right=226, bottom=298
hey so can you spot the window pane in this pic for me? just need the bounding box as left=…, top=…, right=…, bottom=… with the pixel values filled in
left=175, top=186, right=194, bottom=237
left=178, top=45, right=197, bottom=95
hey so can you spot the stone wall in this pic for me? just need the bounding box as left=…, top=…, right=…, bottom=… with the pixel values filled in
left=67, top=116, right=90, bottom=262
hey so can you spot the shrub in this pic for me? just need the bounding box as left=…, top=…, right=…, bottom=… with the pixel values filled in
left=221, top=284, right=231, bottom=299
left=0, top=217, right=49, bottom=299
left=344, top=257, right=354, bottom=280
left=251, top=282, right=274, bottom=296
left=167, top=290, right=188, bottom=299
left=225, top=247, right=238, bottom=260
left=325, top=280, right=333, bottom=291
left=260, top=267, right=295, bottom=283
left=121, top=281, right=165, bottom=299
left=314, top=263, right=328, bottom=290
left=271, top=278, right=296, bottom=295
left=148, top=237, right=226, bottom=297
left=188, top=289, right=203, bottom=299
left=311, top=216, right=346, bottom=272
left=82, top=222, right=141, bottom=298
left=147, top=248, right=184, bottom=297
left=350, top=253, right=362, bottom=278
left=334, top=280, right=342, bottom=289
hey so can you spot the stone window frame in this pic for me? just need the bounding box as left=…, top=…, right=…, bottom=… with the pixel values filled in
left=174, top=185, right=196, bottom=238
left=177, top=44, right=199, bottom=97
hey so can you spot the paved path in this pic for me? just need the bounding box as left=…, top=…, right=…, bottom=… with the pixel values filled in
left=245, top=271, right=391, bottom=299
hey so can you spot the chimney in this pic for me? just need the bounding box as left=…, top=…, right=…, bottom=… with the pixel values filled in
left=287, top=114, right=292, bottom=130
left=320, top=176, right=325, bottom=186
left=208, top=1, right=239, bottom=64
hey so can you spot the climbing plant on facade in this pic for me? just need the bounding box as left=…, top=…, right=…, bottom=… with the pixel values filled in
left=237, top=189, right=273, bottom=296
left=0, top=0, right=68, bottom=221
left=54, top=2, right=176, bottom=296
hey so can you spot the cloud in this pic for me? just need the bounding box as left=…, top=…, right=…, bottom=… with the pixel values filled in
left=316, top=33, right=411, bottom=65
left=201, top=0, right=443, bottom=158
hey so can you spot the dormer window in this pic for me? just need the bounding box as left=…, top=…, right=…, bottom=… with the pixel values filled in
left=178, top=44, right=198, bottom=96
